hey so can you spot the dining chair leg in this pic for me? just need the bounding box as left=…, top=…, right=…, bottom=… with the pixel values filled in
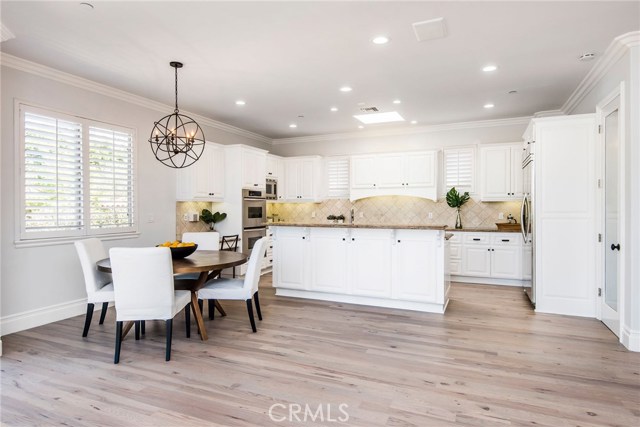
left=141, top=320, right=145, bottom=335
left=134, top=321, right=141, bottom=340
left=208, top=299, right=215, bottom=320
left=185, top=304, right=191, bottom=338
left=254, top=291, right=263, bottom=321
left=165, top=319, right=173, bottom=361
left=214, top=301, right=227, bottom=317
left=82, top=303, right=94, bottom=337
left=99, top=302, right=109, bottom=325
left=114, top=321, right=123, bottom=364
left=246, top=299, right=257, bottom=333
left=232, top=266, right=236, bottom=278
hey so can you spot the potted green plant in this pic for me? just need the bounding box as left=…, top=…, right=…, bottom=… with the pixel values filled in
left=201, top=209, right=227, bottom=231
left=336, top=214, right=345, bottom=224
left=446, top=187, right=470, bottom=229
left=327, top=214, right=337, bottom=223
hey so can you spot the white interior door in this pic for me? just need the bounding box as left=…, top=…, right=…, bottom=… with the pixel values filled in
left=601, top=96, right=621, bottom=336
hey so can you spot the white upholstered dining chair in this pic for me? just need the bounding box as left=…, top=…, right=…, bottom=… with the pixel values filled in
left=197, top=237, right=267, bottom=333
left=110, top=247, right=192, bottom=363
left=74, top=238, right=114, bottom=337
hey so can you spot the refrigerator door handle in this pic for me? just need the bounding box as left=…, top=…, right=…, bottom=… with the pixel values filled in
left=520, top=194, right=528, bottom=242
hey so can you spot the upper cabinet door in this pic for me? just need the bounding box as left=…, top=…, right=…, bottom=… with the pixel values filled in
left=284, top=160, right=300, bottom=199
left=266, top=155, right=281, bottom=178
left=241, top=149, right=266, bottom=189
left=351, top=156, right=378, bottom=189
left=510, top=147, right=523, bottom=198
left=299, top=158, right=315, bottom=199
left=377, top=154, right=405, bottom=187
left=176, top=142, right=225, bottom=201
left=480, top=146, right=511, bottom=200
left=210, top=145, right=225, bottom=199
left=405, top=152, right=436, bottom=187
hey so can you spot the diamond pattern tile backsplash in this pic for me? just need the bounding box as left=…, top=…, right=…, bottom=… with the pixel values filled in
left=267, top=197, right=521, bottom=229
left=176, top=201, right=213, bottom=239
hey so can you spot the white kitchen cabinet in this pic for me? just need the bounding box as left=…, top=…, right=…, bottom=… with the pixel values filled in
left=393, top=230, right=438, bottom=302
left=266, top=154, right=284, bottom=179
left=463, top=245, right=492, bottom=277
left=350, top=151, right=439, bottom=201
left=242, top=148, right=267, bottom=189
left=273, top=227, right=308, bottom=290
left=310, top=228, right=349, bottom=293
left=349, top=229, right=393, bottom=298
left=283, top=156, right=323, bottom=201
left=479, top=143, right=522, bottom=201
left=452, top=232, right=525, bottom=283
left=176, top=142, right=225, bottom=201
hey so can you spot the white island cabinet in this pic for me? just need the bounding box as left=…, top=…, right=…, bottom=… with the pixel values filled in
left=272, top=224, right=450, bottom=313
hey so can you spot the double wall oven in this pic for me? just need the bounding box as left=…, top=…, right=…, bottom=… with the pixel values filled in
left=242, top=189, right=267, bottom=257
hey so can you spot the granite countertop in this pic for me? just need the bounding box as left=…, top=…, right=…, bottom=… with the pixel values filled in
left=266, top=222, right=448, bottom=230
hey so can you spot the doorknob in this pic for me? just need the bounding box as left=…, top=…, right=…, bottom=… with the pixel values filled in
left=611, top=243, right=621, bottom=251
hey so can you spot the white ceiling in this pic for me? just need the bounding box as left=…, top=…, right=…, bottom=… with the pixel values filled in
left=1, top=1, right=638, bottom=139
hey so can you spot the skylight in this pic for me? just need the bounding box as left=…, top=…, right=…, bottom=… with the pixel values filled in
left=353, top=111, right=405, bottom=124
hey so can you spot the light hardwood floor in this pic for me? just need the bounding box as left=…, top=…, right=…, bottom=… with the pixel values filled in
left=1, top=277, right=639, bottom=426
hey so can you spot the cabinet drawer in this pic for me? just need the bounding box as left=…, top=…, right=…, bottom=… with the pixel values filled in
left=449, top=244, right=462, bottom=259
left=463, top=234, right=489, bottom=244
left=490, top=234, right=520, bottom=246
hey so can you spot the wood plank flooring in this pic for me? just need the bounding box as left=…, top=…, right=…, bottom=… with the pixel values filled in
left=1, top=277, right=639, bottom=426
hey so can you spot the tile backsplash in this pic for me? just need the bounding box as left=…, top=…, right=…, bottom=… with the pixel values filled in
left=267, top=196, right=521, bottom=229
left=176, top=201, right=214, bottom=239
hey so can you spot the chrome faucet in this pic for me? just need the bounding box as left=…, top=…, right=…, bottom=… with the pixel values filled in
left=350, top=208, right=355, bottom=224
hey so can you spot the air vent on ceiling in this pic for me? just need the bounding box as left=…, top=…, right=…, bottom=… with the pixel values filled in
left=412, top=17, right=446, bottom=42
left=359, top=107, right=379, bottom=112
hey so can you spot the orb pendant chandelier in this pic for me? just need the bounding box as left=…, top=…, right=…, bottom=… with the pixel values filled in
left=149, top=61, right=205, bottom=168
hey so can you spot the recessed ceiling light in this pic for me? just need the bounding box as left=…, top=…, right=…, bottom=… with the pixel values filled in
left=340, top=86, right=353, bottom=92
left=235, top=100, right=246, bottom=106
left=358, top=125, right=364, bottom=129
left=578, top=52, right=596, bottom=61
left=393, top=99, right=402, bottom=104
left=482, top=65, right=498, bottom=72
left=372, top=36, right=390, bottom=45
left=410, top=120, right=417, bottom=125
left=484, top=103, right=495, bottom=109
left=289, top=124, right=297, bottom=128
left=330, top=107, right=338, bottom=112
left=353, top=111, right=405, bottom=124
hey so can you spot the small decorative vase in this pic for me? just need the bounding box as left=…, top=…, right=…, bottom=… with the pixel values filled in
left=455, top=208, right=462, bottom=229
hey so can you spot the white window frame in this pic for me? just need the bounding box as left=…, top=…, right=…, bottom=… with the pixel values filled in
left=15, top=101, right=139, bottom=246
left=442, top=145, right=476, bottom=195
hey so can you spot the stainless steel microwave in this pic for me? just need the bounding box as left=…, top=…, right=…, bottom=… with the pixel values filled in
left=265, top=178, right=277, bottom=200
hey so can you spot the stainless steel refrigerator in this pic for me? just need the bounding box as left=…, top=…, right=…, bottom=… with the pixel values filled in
left=521, top=142, right=535, bottom=305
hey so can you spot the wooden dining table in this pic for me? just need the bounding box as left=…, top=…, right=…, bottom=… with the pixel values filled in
left=96, top=250, right=248, bottom=341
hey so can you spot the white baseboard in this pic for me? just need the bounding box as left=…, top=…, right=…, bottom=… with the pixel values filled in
left=275, top=288, right=447, bottom=314
left=0, top=298, right=110, bottom=337
left=451, top=275, right=526, bottom=287
left=621, top=324, right=640, bottom=352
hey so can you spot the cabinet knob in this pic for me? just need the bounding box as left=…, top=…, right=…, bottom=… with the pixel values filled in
left=373, top=184, right=376, bottom=187
left=492, top=249, right=495, bottom=252
left=473, top=238, right=481, bottom=241
left=502, top=239, right=510, bottom=242
left=487, top=248, right=490, bottom=251
left=352, top=238, right=355, bottom=241
left=302, top=236, right=305, bottom=240
left=254, top=184, right=258, bottom=187
left=342, top=238, right=346, bottom=241
left=397, top=240, right=401, bottom=243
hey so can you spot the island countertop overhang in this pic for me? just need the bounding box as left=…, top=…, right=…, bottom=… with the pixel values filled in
left=266, top=222, right=448, bottom=230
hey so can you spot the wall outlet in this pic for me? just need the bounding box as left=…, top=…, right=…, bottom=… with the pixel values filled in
left=498, top=212, right=504, bottom=220
left=428, top=212, right=433, bottom=219
left=311, top=211, right=316, bottom=218
left=182, top=214, right=189, bottom=221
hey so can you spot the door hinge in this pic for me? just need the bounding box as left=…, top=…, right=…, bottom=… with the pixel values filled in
left=598, top=288, right=602, bottom=297
left=597, top=179, right=602, bottom=189
left=598, top=233, right=602, bottom=242
left=598, top=125, right=602, bottom=134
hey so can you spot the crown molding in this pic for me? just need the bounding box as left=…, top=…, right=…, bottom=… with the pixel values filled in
left=271, top=116, right=532, bottom=145
left=533, top=109, right=565, bottom=118
left=0, top=53, right=272, bottom=144
left=562, top=31, right=640, bottom=115
left=1, top=23, right=15, bottom=43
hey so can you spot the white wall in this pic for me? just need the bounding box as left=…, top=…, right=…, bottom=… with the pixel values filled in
left=270, top=120, right=528, bottom=158
left=0, top=65, right=270, bottom=336
left=571, top=45, right=640, bottom=350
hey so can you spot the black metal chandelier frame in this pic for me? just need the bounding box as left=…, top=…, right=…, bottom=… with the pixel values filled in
left=149, top=61, right=206, bottom=169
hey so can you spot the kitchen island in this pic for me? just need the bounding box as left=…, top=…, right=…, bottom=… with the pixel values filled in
left=270, top=223, right=451, bottom=313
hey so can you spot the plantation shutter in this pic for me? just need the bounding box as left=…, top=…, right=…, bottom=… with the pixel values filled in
left=443, top=148, right=474, bottom=192
left=89, top=126, right=135, bottom=232
left=23, top=111, right=84, bottom=237
left=326, top=157, right=350, bottom=198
